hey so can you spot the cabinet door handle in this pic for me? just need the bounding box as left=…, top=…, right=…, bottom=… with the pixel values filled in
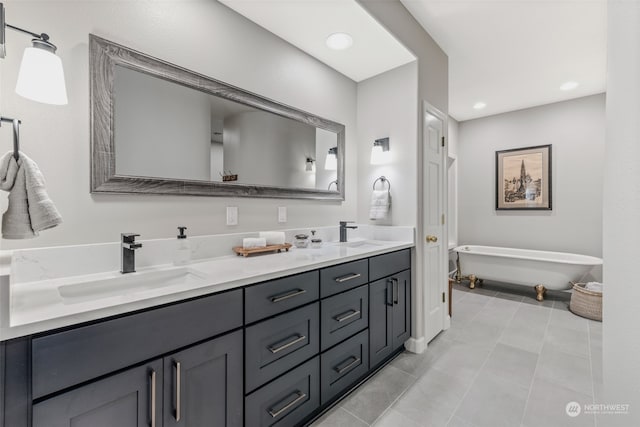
left=268, top=334, right=307, bottom=354
left=335, top=273, right=361, bottom=283
left=268, top=391, right=307, bottom=418
left=393, top=278, right=399, bottom=305
left=149, top=369, right=157, bottom=427
left=270, top=288, right=307, bottom=303
left=174, top=361, right=181, bottom=422
left=334, top=356, right=361, bottom=374
left=334, top=309, right=361, bottom=323
left=386, top=279, right=393, bottom=306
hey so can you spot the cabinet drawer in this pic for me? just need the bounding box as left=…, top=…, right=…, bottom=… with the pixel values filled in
left=245, top=271, right=319, bottom=324
left=245, top=356, right=319, bottom=427
left=32, top=289, right=242, bottom=399
left=320, top=329, right=369, bottom=405
left=320, top=259, right=368, bottom=298
left=320, top=285, right=368, bottom=351
left=245, top=303, right=319, bottom=392
left=369, top=249, right=411, bottom=282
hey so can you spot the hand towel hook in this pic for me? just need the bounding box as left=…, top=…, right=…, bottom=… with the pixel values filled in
left=373, top=176, right=391, bottom=191
left=0, top=116, right=22, bottom=161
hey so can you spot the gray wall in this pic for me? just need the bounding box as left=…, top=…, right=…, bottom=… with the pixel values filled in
left=0, top=1, right=357, bottom=249
left=114, top=66, right=212, bottom=181
left=602, top=1, right=640, bottom=424
left=457, top=94, right=605, bottom=259
left=356, top=62, right=418, bottom=227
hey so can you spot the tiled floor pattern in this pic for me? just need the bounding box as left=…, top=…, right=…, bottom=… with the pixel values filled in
left=311, top=282, right=603, bottom=427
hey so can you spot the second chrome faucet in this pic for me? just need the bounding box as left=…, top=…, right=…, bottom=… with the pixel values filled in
left=339, top=221, right=358, bottom=242
left=121, top=233, right=143, bottom=273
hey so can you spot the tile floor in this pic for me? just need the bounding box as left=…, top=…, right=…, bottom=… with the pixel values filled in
left=311, top=282, right=603, bottom=427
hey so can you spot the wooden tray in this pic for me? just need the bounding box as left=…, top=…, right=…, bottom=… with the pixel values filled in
left=233, top=243, right=292, bottom=257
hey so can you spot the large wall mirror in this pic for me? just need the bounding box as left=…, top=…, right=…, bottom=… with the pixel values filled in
left=90, top=35, right=345, bottom=200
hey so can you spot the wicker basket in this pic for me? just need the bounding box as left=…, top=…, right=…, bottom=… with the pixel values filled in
left=569, top=282, right=602, bottom=321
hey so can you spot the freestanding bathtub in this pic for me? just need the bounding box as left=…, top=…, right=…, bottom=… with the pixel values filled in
left=453, top=245, right=602, bottom=301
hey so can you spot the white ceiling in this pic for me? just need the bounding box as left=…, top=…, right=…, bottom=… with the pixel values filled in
left=220, top=0, right=606, bottom=122
left=218, top=0, right=416, bottom=82
left=402, top=0, right=607, bottom=121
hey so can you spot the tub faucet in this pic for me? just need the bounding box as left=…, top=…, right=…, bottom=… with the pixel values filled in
left=121, top=233, right=143, bottom=274
left=339, top=221, right=358, bottom=242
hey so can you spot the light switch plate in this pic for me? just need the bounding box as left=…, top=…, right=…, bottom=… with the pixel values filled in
left=226, top=206, right=238, bottom=226
left=277, top=206, right=287, bottom=223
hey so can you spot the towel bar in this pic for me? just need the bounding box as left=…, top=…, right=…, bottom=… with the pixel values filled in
left=0, top=116, right=21, bottom=160
left=373, top=176, right=391, bottom=191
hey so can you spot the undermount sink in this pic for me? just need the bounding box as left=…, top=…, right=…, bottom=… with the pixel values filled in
left=328, top=239, right=384, bottom=248
left=58, top=267, right=208, bottom=303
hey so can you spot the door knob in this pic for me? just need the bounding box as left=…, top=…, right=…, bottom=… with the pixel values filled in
left=426, top=235, right=438, bottom=243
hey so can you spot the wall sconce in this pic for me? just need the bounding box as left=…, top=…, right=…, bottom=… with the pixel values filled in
left=370, top=137, right=390, bottom=165
left=0, top=3, right=68, bottom=105
left=324, top=147, right=337, bottom=171
left=305, top=157, right=315, bottom=172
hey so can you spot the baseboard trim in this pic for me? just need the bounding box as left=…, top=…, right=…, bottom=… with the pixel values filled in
left=405, top=336, right=426, bottom=354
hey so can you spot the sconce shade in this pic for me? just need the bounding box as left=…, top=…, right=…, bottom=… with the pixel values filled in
left=370, top=137, right=390, bottom=165
left=305, top=157, right=314, bottom=172
left=324, top=147, right=337, bottom=171
left=15, top=43, right=68, bottom=105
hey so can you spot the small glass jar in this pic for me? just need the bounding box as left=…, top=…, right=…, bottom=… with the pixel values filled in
left=294, top=234, right=309, bottom=248
left=311, top=238, right=323, bottom=249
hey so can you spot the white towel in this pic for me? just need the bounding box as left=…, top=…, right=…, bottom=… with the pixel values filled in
left=369, top=190, right=390, bottom=220
left=243, top=237, right=267, bottom=249
left=259, top=231, right=285, bottom=245
left=0, top=151, right=63, bottom=239
left=584, top=282, right=603, bottom=293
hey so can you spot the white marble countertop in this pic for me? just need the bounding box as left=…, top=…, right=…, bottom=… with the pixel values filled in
left=1, top=226, right=414, bottom=341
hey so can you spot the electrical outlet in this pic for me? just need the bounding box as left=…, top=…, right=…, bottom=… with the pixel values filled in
left=226, top=206, right=238, bottom=226
left=278, top=206, right=287, bottom=223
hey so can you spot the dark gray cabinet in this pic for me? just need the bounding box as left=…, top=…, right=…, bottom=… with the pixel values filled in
left=163, top=330, right=243, bottom=427
left=369, top=269, right=411, bottom=368
left=33, top=359, right=163, bottom=427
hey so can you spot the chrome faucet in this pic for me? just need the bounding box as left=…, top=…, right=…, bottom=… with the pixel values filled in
left=121, top=233, right=143, bottom=274
left=339, top=221, right=358, bottom=242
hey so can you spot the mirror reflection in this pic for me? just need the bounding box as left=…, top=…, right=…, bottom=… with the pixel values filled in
left=113, top=65, right=338, bottom=190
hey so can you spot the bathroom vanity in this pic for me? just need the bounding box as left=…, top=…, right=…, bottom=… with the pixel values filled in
left=0, top=230, right=413, bottom=427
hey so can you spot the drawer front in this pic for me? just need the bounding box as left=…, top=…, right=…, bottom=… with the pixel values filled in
left=320, top=259, right=368, bottom=298
left=245, top=356, right=319, bottom=427
left=32, top=289, right=243, bottom=399
left=320, top=329, right=369, bottom=405
left=369, top=249, right=411, bottom=282
left=320, top=285, right=368, bottom=351
left=245, top=271, right=319, bottom=324
left=245, top=303, right=319, bottom=392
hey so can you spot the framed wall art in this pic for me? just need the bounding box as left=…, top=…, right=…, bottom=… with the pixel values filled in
left=496, top=144, right=552, bottom=210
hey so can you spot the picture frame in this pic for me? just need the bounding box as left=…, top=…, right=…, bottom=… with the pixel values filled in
left=496, top=144, right=552, bottom=210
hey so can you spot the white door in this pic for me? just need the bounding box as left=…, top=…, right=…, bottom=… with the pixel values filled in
left=423, top=102, right=448, bottom=342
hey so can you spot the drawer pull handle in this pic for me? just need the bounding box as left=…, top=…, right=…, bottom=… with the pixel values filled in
left=149, top=369, right=157, bottom=427
left=270, top=288, right=307, bottom=303
left=335, top=356, right=361, bottom=374
left=335, top=309, right=361, bottom=323
left=335, top=273, right=362, bottom=283
left=268, top=391, right=307, bottom=418
left=174, top=361, right=181, bottom=421
left=268, top=334, right=307, bottom=354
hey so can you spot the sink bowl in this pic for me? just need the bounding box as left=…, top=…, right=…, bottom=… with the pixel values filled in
left=58, top=267, right=208, bottom=303
left=327, top=239, right=384, bottom=249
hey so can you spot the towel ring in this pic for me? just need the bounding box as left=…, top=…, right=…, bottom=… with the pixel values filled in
left=328, top=180, right=338, bottom=191
left=373, top=176, right=391, bottom=191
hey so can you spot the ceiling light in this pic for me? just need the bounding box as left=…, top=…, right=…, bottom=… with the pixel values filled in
left=560, top=81, right=579, bottom=91
left=473, top=102, right=486, bottom=110
left=326, top=33, right=353, bottom=50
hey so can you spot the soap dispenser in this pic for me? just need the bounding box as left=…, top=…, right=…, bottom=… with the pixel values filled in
left=174, top=226, right=190, bottom=265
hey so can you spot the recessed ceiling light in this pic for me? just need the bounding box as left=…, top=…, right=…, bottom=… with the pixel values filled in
left=473, top=102, right=486, bottom=110
left=326, top=33, right=353, bottom=50
left=560, top=81, right=579, bottom=91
